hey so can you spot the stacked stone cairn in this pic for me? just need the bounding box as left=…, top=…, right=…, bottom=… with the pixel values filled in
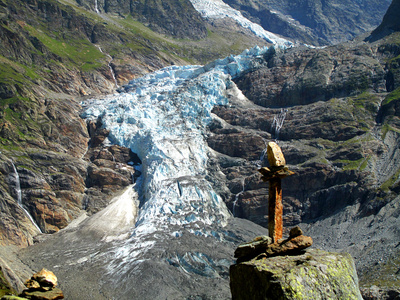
left=229, top=142, right=363, bottom=299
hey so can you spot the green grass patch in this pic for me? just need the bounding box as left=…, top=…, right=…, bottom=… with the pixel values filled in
left=359, top=156, right=369, bottom=171
left=380, top=167, right=400, bottom=192
left=335, top=158, right=365, bottom=171
left=381, top=123, right=400, bottom=140
left=335, top=156, right=371, bottom=171
left=0, top=55, right=40, bottom=84
left=351, top=91, right=380, bottom=112
left=23, top=24, right=104, bottom=71
left=382, top=87, right=400, bottom=106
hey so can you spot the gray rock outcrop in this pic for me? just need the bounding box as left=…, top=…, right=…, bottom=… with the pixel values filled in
left=230, top=248, right=363, bottom=300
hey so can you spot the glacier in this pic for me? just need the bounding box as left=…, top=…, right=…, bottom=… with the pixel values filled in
left=189, top=0, right=293, bottom=47
left=77, top=46, right=273, bottom=298
left=81, top=46, right=270, bottom=240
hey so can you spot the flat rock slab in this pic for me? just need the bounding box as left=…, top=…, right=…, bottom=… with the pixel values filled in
left=234, top=236, right=272, bottom=259
left=20, top=287, right=64, bottom=300
left=234, top=233, right=312, bottom=262
left=230, top=248, right=363, bottom=300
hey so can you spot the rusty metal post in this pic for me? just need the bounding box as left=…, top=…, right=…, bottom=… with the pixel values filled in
left=268, top=177, right=283, bottom=243
left=258, top=142, right=294, bottom=243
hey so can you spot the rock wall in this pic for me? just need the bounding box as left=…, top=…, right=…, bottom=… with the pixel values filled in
left=76, top=0, right=208, bottom=39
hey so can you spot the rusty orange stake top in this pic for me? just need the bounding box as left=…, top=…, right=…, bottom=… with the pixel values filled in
left=258, top=142, right=294, bottom=243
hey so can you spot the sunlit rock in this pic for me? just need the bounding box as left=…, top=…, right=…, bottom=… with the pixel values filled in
left=230, top=249, right=363, bottom=300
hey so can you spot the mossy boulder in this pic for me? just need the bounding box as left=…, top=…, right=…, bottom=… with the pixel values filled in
left=230, top=248, right=362, bottom=300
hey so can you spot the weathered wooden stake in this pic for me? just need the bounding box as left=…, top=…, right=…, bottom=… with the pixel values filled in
left=258, top=142, right=294, bottom=243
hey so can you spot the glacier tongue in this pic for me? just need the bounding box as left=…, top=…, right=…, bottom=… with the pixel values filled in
left=189, top=0, right=293, bottom=47
left=80, top=46, right=271, bottom=277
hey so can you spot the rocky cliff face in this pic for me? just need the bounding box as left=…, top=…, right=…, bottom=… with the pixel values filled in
left=368, top=0, right=400, bottom=41
left=76, top=0, right=208, bottom=39
left=205, top=30, right=400, bottom=288
left=222, top=0, right=392, bottom=45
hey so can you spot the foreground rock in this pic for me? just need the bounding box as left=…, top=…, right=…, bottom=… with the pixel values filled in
left=230, top=248, right=363, bottom=300
left=234, top=226, right=313, bottom=262
left=19, top=269, right=63, bottom=300
left=360, top=286, right=400, bottom=300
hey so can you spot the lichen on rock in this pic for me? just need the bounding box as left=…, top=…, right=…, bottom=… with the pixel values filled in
left=230, top=248, right=363, bottom=300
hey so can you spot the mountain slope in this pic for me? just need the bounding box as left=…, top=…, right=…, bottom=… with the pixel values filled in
left=368, top=0, right=400, bottom=41
left=222, top=0, right=392, bottom=45
left=1, top=0, right=400, bottom=298
left=76, top=0, right=208, bottom=39
left=0, top=0, right=268, bottom=247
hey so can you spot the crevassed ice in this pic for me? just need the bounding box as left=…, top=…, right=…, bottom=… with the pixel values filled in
left=189, top=0, right=293, bottom=47
left=81, top=46, right=271, bottom=264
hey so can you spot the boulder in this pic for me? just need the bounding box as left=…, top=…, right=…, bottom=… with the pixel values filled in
left=234, top=226, right=312, bottom=262
left=19, top=269, right=63, bottom=300
left=30, top=269, right=57, bottom=289
left=230, top=248, right=363, bottom=300
left=234, top=236, right=272, bottom=259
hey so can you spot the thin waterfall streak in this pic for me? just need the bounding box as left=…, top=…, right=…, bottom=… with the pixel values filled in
left=96, top=45, right=119, bottom=88
left=258, top=139, right=268, bottom=168
left=271, top=108, right=287, bottom=140
left=233, top=178, right=245, bottom=217
left=11, top=162, right=42, bottom=233
left=94, top=0, right=100, bottom=13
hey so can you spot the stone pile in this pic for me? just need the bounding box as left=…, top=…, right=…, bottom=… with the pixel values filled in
left=234, top=226, right=313, bottom=263
left=230, top=141, right=363, bottom=299
left=19, top=269, right=64, bottom=300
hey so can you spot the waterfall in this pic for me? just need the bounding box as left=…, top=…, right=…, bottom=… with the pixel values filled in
left=96, top=45, right=119, bottom=88
left=233, top=179, right=245, bottom=217
left=258, top=139, right=269, bottom=168
left=94, top=0, right=100, bottom=13
left=271, top=108, right=287, bottom=140
left=11, top=162, right=42, bottom=233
